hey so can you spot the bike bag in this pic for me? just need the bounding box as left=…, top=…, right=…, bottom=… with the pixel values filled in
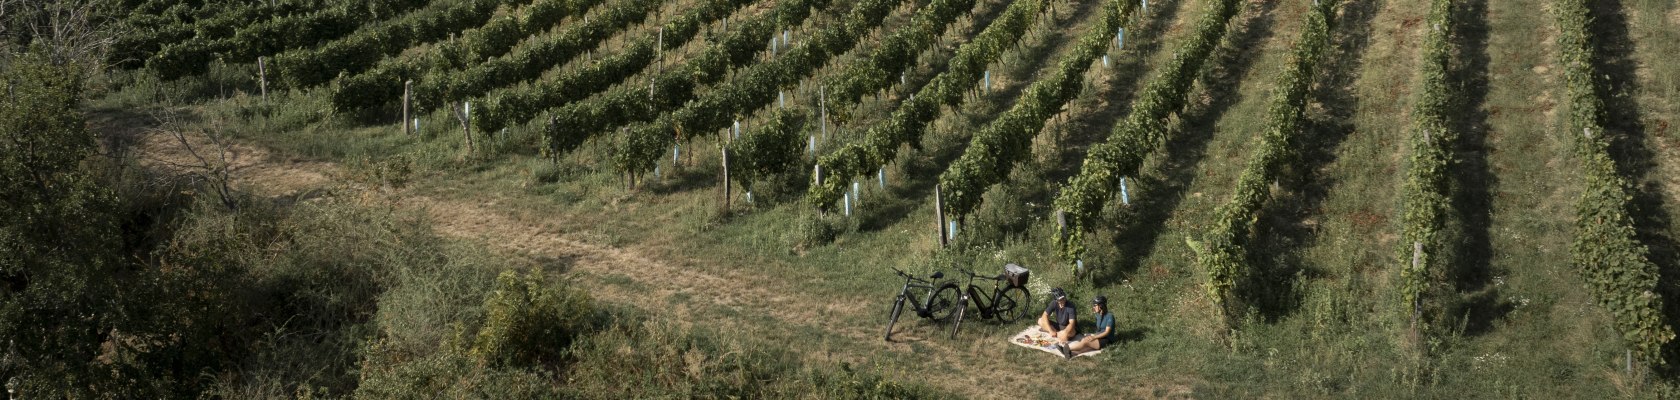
left=1004, top=263, right=1030, bottom=288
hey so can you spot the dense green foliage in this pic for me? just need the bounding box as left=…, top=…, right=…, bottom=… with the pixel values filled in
left=807, top=0, right=1047, bottom=209
left=114, top=0, right=428, bottom=70
left=274, top=0, right=529, bottom=89
left=726, top=109, right=811, bottom=193
left=331, top=0, right=612, bottom=114
left=1396, top=0, right=1453, bottom=332
left=1553, top=0, right=1673, bottom=369
left=473, top=0, right=755, bottom=137
left=821, top=0, right=980, bottom=112
left=1051, top=0, right=1242, bottom=262
left=939, top=0, right=1134, bottom=220
left=616, top=0, right=906, bottom=176
left=535, top=0, right=835, bottom=165
left=406, top=0, right=646, bottom=112
left=0, top=48, right=126, bottom=395
left=1189, top=0, right=1334, bottom=326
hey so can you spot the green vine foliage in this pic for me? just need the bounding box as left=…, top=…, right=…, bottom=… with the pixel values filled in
left=1050, top=0, right=1241, bottom=262
left=939, top=0, right=1133, bottom=219
left=143, top=0, right=436, bottom=79
left=146, top=1, right=297, bottom=79
left=1396, top=0, right=1453, bottom=331
left=616, top=0, right=904, bottom=176
left=806, top=0, right=1047, bottom=210
left=411, top=0, right=652, bottom=111
left=330, top=0, right=614, bottom=114
left=544, top=0, right=835, bottom=170
left=821, top=0, right=980, bottom=111
left=727, top=110, right=811, bottom=193
left=472, top=0, right=753, bottom=136
left=1190, top=0, right=1334, bottom=326
left=274, top=0, right=528, bottom=89
left=1554, top=0, right=1672, bottom=368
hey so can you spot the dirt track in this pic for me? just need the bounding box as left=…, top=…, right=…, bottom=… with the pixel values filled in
left=127, top=127, right=1150, bottom=399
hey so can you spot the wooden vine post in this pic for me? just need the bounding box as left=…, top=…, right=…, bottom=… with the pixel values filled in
left=257, top=56, right=268, bottom=102
left=402, top=80, right=412, bottom=136
left=1410, top=241, right=1423, bottom=347
left=452, top=102, right=474, bottom=153
left=721, top=140, right=732, bottom=215
left=935, top=185, right=948, bottom=247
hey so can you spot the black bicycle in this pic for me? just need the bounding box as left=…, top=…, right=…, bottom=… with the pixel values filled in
left=883, top=267, right=961, bottom=341
left=949, top=264, right=1033, bottom=339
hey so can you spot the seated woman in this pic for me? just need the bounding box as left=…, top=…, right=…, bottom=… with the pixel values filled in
left=1038, top=288, right=1077, bottom=344
left=1066, top=295, right=1114, bottom=357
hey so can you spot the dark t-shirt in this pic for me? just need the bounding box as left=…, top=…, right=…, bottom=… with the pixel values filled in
left=1044, top=302, right=1076, bottom=331
left=1093, top=312, right=1115, bottom=345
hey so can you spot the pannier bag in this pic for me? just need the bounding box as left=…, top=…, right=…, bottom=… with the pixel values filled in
left=1004, top=263, right=1030, bottom=288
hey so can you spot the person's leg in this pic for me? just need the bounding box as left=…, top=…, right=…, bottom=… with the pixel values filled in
left=1068, top=337, right=1091, bottom=352
left=1055, top=329, right=1073, bottom=343
left=1068, top=337, right=1103, bottom=355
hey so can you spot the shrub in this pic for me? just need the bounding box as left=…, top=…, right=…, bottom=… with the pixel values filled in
left=471, top=270, right=596, bottom=368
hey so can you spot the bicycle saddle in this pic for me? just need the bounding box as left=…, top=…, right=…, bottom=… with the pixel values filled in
left=930, top=271, right=944, bottom=279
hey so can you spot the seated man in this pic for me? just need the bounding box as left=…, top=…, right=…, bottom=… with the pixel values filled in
left=1067, top=295, right=1114, bottom=357
left=1038, top=288, right=1077, bottom=346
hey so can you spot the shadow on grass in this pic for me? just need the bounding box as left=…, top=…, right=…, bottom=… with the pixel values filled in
left=1438, top=0, right=1513, bottom=336
left=1587, top=0, right=1680, bottom=367
left=1092, top=0, right=1281, bottom=287
left=1112, top=327, right=1149, bottom=345
left=1445, top=286, right=1514, bottom=337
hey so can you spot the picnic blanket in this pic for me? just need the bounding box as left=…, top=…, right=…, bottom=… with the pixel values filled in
left=1008, top=326, right=1104, bottom=358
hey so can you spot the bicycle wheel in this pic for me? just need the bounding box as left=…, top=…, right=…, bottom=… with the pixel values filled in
left=949, top=296, right=968, bottom=339
left=928, top=283, right=962, bottom=321
left=884, top=297, right=905, bottom=342
left=996, top=286, right=1031, bottom=324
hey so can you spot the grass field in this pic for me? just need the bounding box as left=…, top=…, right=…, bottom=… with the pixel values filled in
left=48, top=0, right=1680, bottom=396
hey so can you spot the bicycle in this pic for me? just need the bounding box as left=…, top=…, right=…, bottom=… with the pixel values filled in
left=949, top=264, right=1033, bottom=339
left=883, top=267, right=961, bottom=341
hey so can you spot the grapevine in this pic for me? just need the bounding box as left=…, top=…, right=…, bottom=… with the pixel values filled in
left=1554, top=0, right=1672, bottom=368
left=1191, top=0, right=1335, bottom=325
left=615, top=0, right=906, bottom=176
left=1050, top=0, right=1243, bottom=262
left=806, top=0, right=1049, bottom=209
left=939, top=0, right=1134, bottom=219
left=473, top=0, right=755, bottom=136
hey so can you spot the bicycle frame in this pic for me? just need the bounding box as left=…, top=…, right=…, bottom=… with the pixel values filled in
left=949, top=266, right=1029, bottom=339
left=895, top=270, right=942, bottom=318
left=956, top=268, right=1008, bottom=318
left=884, top=267, right=957, bottom=341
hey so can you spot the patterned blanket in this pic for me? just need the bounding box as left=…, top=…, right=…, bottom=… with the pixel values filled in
left=1008, top=326, right=1104, bottom=358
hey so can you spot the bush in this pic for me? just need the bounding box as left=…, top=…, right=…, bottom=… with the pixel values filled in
left=471, top=270, right=596, bottom=368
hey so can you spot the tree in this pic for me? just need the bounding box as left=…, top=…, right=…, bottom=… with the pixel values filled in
left=0, top=46, right=127, bottom=395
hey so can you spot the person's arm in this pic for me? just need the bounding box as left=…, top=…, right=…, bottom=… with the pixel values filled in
left=1058, top=310, right=1076, bottom=338
left=1092, top=316, right=1113, bottom=339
